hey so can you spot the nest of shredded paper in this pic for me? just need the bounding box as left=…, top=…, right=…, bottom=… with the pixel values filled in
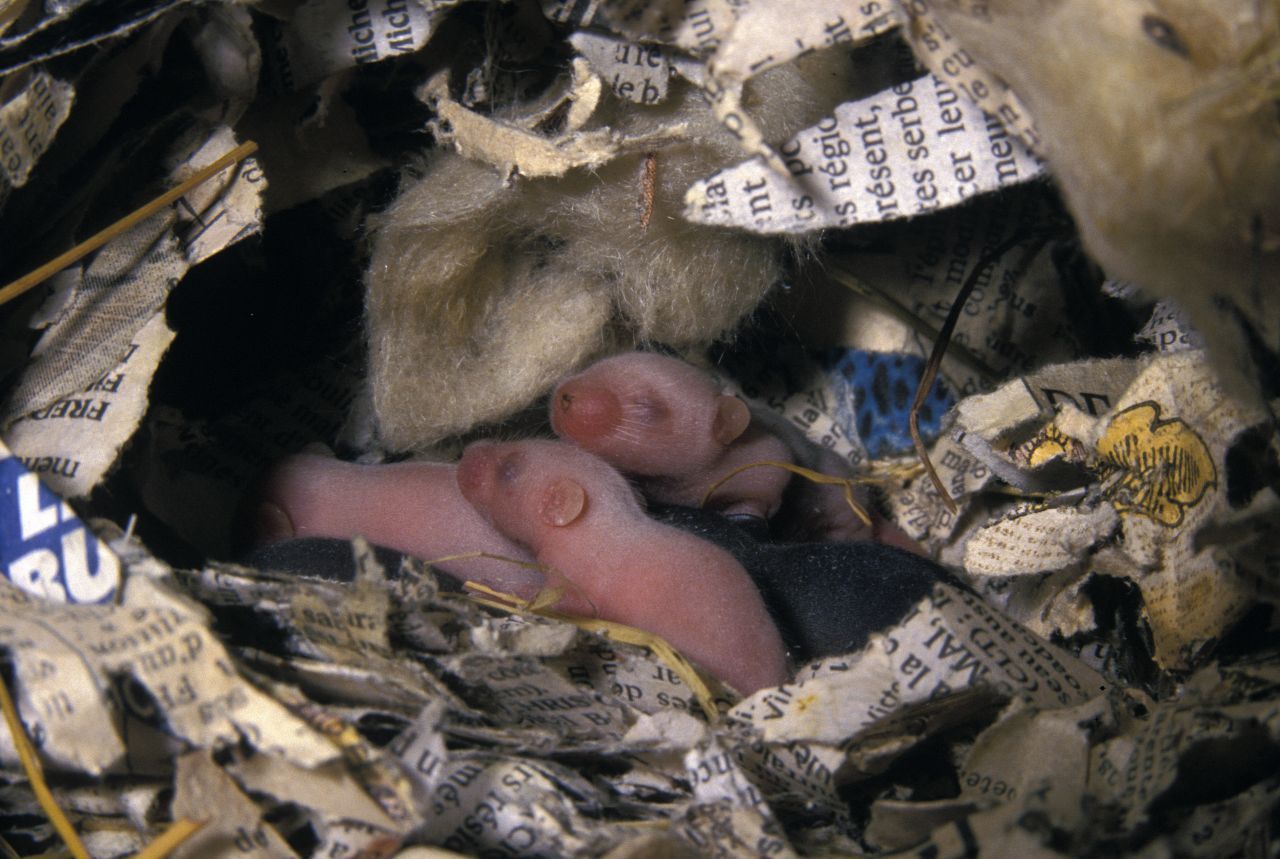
left=0, top=2, right=1276, bottom=857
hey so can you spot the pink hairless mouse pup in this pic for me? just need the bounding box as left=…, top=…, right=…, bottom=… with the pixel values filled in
left=551, top=351, right=793, bottom=521
left=249, top=453, right=545, bottom=598
left=551, top=351, right=920, bottom=549
left=457, top=439, right=790, bottom=695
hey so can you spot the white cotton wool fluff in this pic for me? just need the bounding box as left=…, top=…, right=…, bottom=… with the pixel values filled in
left=923, top=0, right=1280, bottom=400
left=363, top=51, right=855, bottom=452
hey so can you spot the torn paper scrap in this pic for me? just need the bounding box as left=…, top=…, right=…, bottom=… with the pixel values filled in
left=893, top=0, right=1040, bottom=149
left=706, top=1, right=900, bottom=82
left=227, top=752, right=402, bottom=844
left=693, top=1, right=902, bottom=171
left=1086, top=664, right=1280, bottom=831
left=1138, top=299, right=1206, bottom=355
left=691, top=0, right=901, bottom=179
left=172, top=126, right=266, bottom=266
left=0, top=221, right=186, bottom=424
left=412, top=754, right=603, bottom=856
left=685, top=73, right=1041, bottom=234
left=441, top=651, right=632, bottom=744
left=0, top=573, right=337, bottom=775
left=677, top=798, right=798, bottom=858
left=539, top=0, right=683, bottom=43
left=964, top=503, right=1118, bottom=578
left=715, top=340, right=873, bottom=466
left=0, top=68, right=73, bottom=192
left=262, top=0, right=449, bottom=93
left=887, top=432, right=998, bottom=543
left=171, top=750, right=299, bottom=858
left=732, top=738, right=848, bottom=824
left=0, top=1, right=29, bottom=39
left=4, top=310, right=175, bottom=498
left=0, top=439, right=121, bottom=603
left=732, top=583, right=1105, bottom=746
left=944, top=356, right=1148, bottom=492
left=0, top=1, right=195, bottom=75
left=570, top=30, right=672, bottom=105
left=1, top=127, right=259, bottom=424
left=1094, top=351, right=1264, bottom=667
left=425, top=62, right=676, bottom=180
left=958, top=695, right=1107, bottom=833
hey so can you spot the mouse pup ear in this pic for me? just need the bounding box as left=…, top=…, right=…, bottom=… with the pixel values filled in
left=711, top=395, right=752, bottom=446
left=540, top=478, right=588, bottom=527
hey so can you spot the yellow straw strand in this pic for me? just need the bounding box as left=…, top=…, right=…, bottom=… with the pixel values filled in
left=464, top=579, right=565, bottom=613
left=427, top=550, right=543, bottom=571
left=0, top=140, right=259, bottom=307
left=0, top=675, right=91, bottom=859
left=570, top=617, right=718, bottom=720
left=464, top=584, right=719, bottom=720
left=700, top=459, right=874, bottom=527
left=448, top=553, right=597, bottom=616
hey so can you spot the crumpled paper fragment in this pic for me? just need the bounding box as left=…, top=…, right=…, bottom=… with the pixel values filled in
left=261, top=0, right=452, bottom=93
left=0, top=567, right=337, bottom=776
left=1089, top=351, right=1265, bottom=667
left=893, top=0, right=1040, bottom=148
left=731, top=583, right=1105, bottom=747
left=172, top=750, right=299, bottom=858
left=964, top=503, right=1118, bottom=577
left=1089, top=664, right=1280, bottom=833
left=1, top=125, right=262, bottom=438
left=684, top=70, right=1041, bottom=233
left=0, top=69, right=73, bottom=193
left=422, top=61, right=678, bottom=181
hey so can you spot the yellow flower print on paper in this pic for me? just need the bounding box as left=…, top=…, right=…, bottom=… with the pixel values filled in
left=1096, top=401, right=1216, bottom=527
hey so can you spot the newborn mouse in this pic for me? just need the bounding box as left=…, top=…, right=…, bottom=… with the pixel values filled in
left=551, top=351, right=920, bottom=549
left=456, top=438, right=789, bottom=695
left=551, top=350, right=791, bottom=520
left=245, top=452, right=545, bottom=599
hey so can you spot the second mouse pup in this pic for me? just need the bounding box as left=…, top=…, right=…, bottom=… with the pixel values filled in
left=456, top=438, right=790, bottom=696
left=551, top=351, right=920, bottom=549
left=248, top=452, right=544, bottom=599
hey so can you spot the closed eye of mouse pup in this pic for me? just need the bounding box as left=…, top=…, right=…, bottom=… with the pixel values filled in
left=551, top=350, right=922, bottom=551
left=364, top=48, right=856, bottom=452
left=456, top=438, right=790, bottom=696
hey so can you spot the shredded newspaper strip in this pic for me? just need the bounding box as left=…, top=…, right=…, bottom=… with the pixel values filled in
left=0, top=1, right=1277, bottom=857
left=0, top=69, right=73, bottom=196
left=684, top=71, right=1042, bottom=233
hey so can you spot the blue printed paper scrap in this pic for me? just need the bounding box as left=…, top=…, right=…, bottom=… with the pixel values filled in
left=0, top=453, right=120, bottom=603
left=825, top=350, right=956, bottom=459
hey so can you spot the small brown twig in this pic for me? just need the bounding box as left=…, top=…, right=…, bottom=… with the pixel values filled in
left=826, top=261, right=1000, bottom=383
left=909, top=233, right=1037, bottom=514
left=640, top=152, right=657, bottom=229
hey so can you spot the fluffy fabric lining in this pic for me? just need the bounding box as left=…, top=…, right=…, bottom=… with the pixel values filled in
left=364, top=52, right=854, bottom=451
